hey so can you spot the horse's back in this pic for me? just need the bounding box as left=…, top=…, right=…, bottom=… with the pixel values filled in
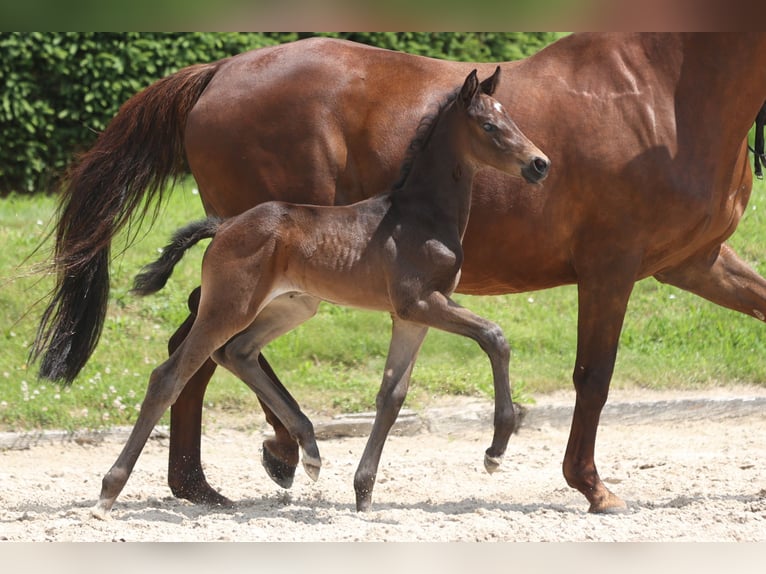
left=185, top=38, right=485, bottom=214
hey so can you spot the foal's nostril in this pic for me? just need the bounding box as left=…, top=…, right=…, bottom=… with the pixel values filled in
left=532, top=157, right=550, bottom=176
left=521, top=155, right=550, bottom=184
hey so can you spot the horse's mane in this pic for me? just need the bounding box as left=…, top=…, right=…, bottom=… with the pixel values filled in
left=392, top=88, right=460, bottom=191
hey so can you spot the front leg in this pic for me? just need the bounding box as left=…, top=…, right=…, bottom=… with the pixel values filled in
left=564, top=263, right=638, bottom=513
left=354, top=319, right=429, bottom=511
left=394, top=291, right=516, bottom=475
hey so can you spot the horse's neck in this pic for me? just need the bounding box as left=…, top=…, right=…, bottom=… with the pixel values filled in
left=392, top=112, right=474, bottom=235
left=675, top=33, right=766, bottom=145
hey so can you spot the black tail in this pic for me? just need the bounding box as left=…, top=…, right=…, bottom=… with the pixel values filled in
left=133, top=218, right=222, bottom=296
left=755, top=100, right=766, bottom=180
left=30, top=60, right=221, bottom=384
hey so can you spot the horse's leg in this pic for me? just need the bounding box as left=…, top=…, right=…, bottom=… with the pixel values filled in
left=655, top=242, right=766, bottom=325
left=168, top=288, right=301, bottom=499
left=394, top=292, right=516, bottom=472
left=212, top=294, right=323, bottom=481
left=564, top=267, right=637, bottom=514
left=256, top=355, right=301, bottom=488
left=354, top=319, right=429, bottom=511
left=93, top=322, right=234, bottom=519
left=166, top=309, right=229, bottom=505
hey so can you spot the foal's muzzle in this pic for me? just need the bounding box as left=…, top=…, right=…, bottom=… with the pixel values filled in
left=522, top=156, right=550, bottom=184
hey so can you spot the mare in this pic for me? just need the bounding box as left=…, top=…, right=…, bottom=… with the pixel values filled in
left=34, top=33, right=766, bottom=513
left=90, top=68, right=549, bottom=517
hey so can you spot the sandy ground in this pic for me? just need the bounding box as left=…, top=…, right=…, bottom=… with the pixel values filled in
left=2, top=386, right=766, bottom=542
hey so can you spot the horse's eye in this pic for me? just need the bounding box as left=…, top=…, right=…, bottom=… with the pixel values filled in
left=482, top=122, right=497, bottom=132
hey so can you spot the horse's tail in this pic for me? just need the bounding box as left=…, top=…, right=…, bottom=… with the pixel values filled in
left=132, top=217, right=222, bottom=296
left=754, top=100, right=766, bottom=180
left=31, top=60, right=222, bottom=384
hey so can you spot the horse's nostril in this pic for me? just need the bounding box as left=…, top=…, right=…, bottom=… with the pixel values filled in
left=533, top=157, right=550, bottom=175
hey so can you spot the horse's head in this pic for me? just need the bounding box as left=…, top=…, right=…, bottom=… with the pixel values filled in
left=458, top=67, right=550, bottom=184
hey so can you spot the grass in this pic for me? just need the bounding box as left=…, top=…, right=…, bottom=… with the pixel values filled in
left=2, top=176, right=766, bottom=431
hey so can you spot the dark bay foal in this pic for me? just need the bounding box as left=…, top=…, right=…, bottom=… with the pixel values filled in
left=91, top=68, right=549, bottom=518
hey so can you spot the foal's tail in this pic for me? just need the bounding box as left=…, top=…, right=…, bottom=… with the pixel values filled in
left=31, top=60, right=222, bottom=384
left=132, top=218, right=222, bottom=296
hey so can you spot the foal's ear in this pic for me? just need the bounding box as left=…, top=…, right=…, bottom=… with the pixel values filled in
left=459, top=69, right=480, bottom=108
left=480, top=66, right=501, bottom=96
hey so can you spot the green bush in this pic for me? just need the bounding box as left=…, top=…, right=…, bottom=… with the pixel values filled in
left=0, top=32, right=560, bottom=195
left=0, top=32, right=299, bottom=194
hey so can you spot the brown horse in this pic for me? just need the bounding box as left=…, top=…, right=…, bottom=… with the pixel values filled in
left=34, top=33, right=766, bottom=514
left=90, top=69, right=549, bottom=517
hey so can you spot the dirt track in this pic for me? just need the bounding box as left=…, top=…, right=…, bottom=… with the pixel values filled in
left=2, top=386, right=766, bottom=542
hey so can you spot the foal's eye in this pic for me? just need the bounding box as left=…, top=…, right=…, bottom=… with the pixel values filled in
left=482, top=122, right=497, bottom=132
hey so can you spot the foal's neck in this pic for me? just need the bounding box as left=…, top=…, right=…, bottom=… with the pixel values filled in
left=391, top=108, right=475, bottom=235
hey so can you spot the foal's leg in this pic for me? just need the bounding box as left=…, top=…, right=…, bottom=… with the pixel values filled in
left=396, top=292, right=516, bottom=472
left=354, top=319, right=429, bottom=511
left=166, top=307, right=229, bottom=505
left=92, top=321, right=235, bottom=519
left=168, top=288, right=302, bottom=499
left=213, top=294, right=323, bottom=481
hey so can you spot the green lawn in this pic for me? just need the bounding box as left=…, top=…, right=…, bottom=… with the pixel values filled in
left=2, top=176, right=766, bottom=431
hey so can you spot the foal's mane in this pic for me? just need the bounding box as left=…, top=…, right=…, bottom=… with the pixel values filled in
left=392, top=88, right=461, bottom=191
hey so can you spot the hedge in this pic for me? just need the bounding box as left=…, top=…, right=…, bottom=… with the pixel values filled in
left=0, top=32, right=559, bottom=195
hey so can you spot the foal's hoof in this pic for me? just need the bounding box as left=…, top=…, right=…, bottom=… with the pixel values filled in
left=302, top=455, right=321, bottom=482
left=355, top=492, right=373, bottom=513
left=90, top=502, right=112, bottom=521
left=261, top=447, right=297, bottom=489
left=484, top=452, right=503, bottom=474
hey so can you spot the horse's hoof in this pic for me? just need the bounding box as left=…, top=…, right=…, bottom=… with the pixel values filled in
left=261, top=447, right=297, bottom=489
left=484, top=452, right=503, bottom=474
left=355, top=494, right=373, bottom=512
left=588, top=493, right=629, bottom=514
left=302, top=456, right=321, bottom=482
left=90, top=502, right=112, bottom=521
left=172, top=481, right=235, bottom=507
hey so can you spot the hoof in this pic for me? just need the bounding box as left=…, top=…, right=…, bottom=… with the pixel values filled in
left=261, top=447, right=297, bottom=489
left=173, top=482, right=234, bottom=507
left=206, top=492, right=236, bottom=508
left=355, top=494, right=372, bottom=513
left=90, top=502, right=112, bottom=521
left=484, top=452, right=503, bottom=474
left=302, top=455, right=321, bottom=482
left=588, top=491, right=629, bottom=514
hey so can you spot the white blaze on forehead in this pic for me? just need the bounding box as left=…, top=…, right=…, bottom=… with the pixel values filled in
left=493, top=101, right=504, bottom=113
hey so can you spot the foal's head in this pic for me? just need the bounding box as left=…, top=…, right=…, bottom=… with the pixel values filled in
left=456, top=67, right=549, bottom=184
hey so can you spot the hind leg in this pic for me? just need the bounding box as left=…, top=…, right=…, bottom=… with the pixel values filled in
left=656, top=242, right=766, bottom=321
left=167, top=294, right=230, bottom=506
left=255, top=356, right=302, bottom=488
left=93, top=316, right=238, bottom=519
left=213, top=294, right=323, bottom=481
left=168, top=288, right=302, bottom=501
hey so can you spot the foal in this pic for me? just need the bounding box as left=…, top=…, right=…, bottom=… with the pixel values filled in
left=92, top=68, right=549, bottom=517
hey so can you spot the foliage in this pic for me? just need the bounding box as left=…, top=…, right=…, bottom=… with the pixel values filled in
left=0, top=32, right=560, bottom=195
